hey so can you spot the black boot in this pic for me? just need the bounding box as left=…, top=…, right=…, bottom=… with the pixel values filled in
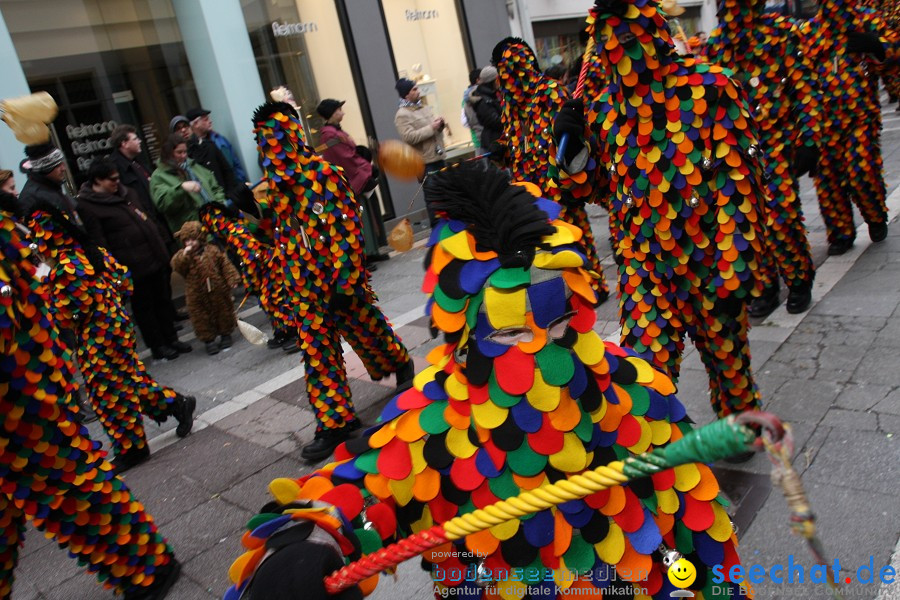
left=151, top=345, right=179, bottom=360
left=786, top=282, right=812, bottom=314
left=395, top=359, right=415, bottom=391
left=170, top=394, right=196, bottom=437
left=867, top=221, right=888, bottom=243
left=112, top=444, right=151, bottom=473
left=827, top=237, right=854, bottom=256
left=749, top=283, right=780, bottom=318
left=267, top=329, right=288, bottom=349
left=170, top=340, right=192, bottom=354
left=123, top=559, right=181, bottom=600
left=301, top=425, right=356, bottom=462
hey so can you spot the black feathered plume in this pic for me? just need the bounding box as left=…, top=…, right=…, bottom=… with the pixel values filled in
left=426, top=163, right=555, bottom=268
left=594, top=0, right=629, bottom=17
left=251, top=101, right=298, bottom=126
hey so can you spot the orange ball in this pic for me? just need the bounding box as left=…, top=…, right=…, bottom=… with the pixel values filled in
left=378, top=140, right=425, bottom=181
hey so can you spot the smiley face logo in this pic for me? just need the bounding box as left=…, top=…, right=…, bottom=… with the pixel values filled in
left=667, top=558, right=697, bottom=589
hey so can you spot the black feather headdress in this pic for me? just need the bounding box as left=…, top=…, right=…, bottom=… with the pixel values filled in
left=251, top=101, right=298, bottom=126
left=426, top=163, right=554, bottom=268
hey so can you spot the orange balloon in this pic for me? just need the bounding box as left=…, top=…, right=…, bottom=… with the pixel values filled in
left=378, top=140, right=425, bottom=181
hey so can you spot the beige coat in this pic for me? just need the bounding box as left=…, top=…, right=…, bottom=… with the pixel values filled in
left=394, top=103, right=445, bottom=165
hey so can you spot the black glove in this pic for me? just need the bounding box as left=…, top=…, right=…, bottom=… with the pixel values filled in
left=792, top=145, right=819, bottom=178
left=846, top=32, right=886, bottom=61
left=553, top=98, right=586, bottom=165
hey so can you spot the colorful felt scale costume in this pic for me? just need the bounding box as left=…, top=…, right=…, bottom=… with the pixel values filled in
left=556, top=0, right=768, bottom=418
left=224, top=164, right=748, bottom=600
left=249, top=102, right=411, bottom=448
left=860, top=0, right=900, bottom=102
left=0, top=194, right=177, bottom=599
left=706, top=0, right=818, bottom=317
left=492, top=38, right=610, bottom=302
left=25, top=202, right=194, bottom=464
left=800, top=0, right=890, bottom=253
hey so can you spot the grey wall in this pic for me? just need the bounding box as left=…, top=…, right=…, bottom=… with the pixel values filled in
left=462, top=0, right=513, bottom=67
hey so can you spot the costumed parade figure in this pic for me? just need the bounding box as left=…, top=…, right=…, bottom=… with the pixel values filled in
left=491, top=37, right=610, bottom=302
left=706, top=0, right=819, bottom=318
left=223, top=164, right=748, bottom=600
left=860, top=0, right=900, bottom=105
left=209, top=102, right=413, bottom=462
left=0, top=191, right=180, bottom=599
left=801, top=0, right=891, bottom=255
left=554, top=0, right=768, bottom=418
left=25, top=202, right=195, bottom=472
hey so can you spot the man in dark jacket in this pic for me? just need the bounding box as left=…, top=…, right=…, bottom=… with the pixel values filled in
left=468, top=65, right=504, bottom=157
left=17, top=142, right=80, bottom=222
left=78, top=158, right=192, bottom=361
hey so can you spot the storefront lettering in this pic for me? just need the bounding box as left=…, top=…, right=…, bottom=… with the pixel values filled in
left=272, top=20, right=318, bottom=37
left=65, top=120, right=118, bottom=172
left=66, top=121, right=118, bottom=140
left=405, top=9, right=439, bottom=21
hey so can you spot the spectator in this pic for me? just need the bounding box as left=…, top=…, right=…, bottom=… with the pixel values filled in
left=184, top=107, right=253, bottom=211
left=17, top=142, right=80, bottom=223
left=150, top=134, right=226, bottom=235
left=78, top=158, right=191, bottom=360
left=315, top=98, right=389, bottom=268
left=461, top=68, right=483, bottom=153
left=171, top=221, right=241, bottom=355
left=394, top=77, right=447, bottom=227
left=0, top=168, right=17, bottom=197
left=467, top=65, right=504, bottom=158
left=545, top=63, right=568, bottom=83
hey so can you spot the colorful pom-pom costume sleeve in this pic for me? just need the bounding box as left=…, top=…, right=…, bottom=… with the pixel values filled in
left=557, top=0, right=768, bottom=418
left=492, top=38, right=610, bottom=301
left=706, top=0, right=817, bottom=299
left=25, top=204, right=179, bottom=460
left=225, top=165, right=748, bottom=600
left=250, top=102, right=410, bottom=435
left=801, top=0, right=889, bottom=247
left=0, top=202, right=174, bottom=598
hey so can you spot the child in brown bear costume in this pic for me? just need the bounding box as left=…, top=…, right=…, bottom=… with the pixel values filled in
left=171, top=221, right=241, bottom=355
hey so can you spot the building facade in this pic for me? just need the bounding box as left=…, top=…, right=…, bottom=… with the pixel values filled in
left=0, top=0, right=510, bottom=224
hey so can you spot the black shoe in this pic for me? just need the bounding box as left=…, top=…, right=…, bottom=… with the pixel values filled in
left=112, top=444, right=151, bottom=473
left=267, top=330, right=289, bottom=349
left=868, top=221, right=888, bottom=243
left=174, top=310, right=190, bottom=321
left=205, top=340, right=220, bottom=355
left=170, top=341, right=192, bottom=354
left=367, top=263, right=379, bottom=273
left=367, top=253, right=390, bottom=263
left=151, top=345, right=179, bottom=360
left=124, top=558, right=181, bottom=600
left=786, top=283, right=812, bottom=314
left=174, top=322, right=184, bottom=332
left=282, top=337, right=302, bottom=354
left=301, top=427, right=354, bottom=462
left=749, top=284, right=780, bottom=319
left=827, top=238, right=854, bottom=256
left=395, top=359, right=415, bottom=391
left=171, top=394, right=196, bottom=437
left=220, top=333, right=233, bottom=349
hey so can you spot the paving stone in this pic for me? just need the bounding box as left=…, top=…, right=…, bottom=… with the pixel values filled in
left=814, top=344, right=867, bottom=383
left=215, top=396, right=314, bottom=448
left=763, top=378, right=842, bottom=424
left=759, top=342, right=820, bottom=380
left=853, top=347, right=900, bottom=386
left=183, top=525, right=248, bottom=598
left=269, top=377, right=307, bottom=404
left=397, top=322, right=438, bottom=352
left=161, top=497, right=251, bottom=563
left=738, top=482, right=900, bottom=600
left=220, top=456, right=307, bottom=512
left=15, top=541, right=85, bottom=594
left=368, top=555, right=436, bottom=600
left=119, top=468, right=216, bottom=528
left=820, top=408, right=879, bottom=431
left=835, top=382, right=893, bottom=411
left=877, top=412, right=900, bottom=436
left=804, top=430, right=900, bottom=496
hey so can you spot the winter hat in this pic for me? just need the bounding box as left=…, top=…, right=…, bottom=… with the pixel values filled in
left=169, top=115, right=189, bottom=132
left=316, top=99, right=345, bottom=120
left=395, top=78, right=416, bottom=99
left=24, top=143, right=65, bottom=174
left=479, top=66, right=498, bottom=83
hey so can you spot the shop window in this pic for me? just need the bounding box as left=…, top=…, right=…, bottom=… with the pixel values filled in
left=381, top=0, right=472, bottom=154
left=1, top=0, right=197, bottom=185
left=241, top=0, right=366, bottom=148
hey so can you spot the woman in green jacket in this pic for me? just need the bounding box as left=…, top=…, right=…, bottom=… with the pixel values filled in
left=150, top=134, right=226, bottom=235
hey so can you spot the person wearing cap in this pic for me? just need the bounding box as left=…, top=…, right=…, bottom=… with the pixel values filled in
left=16, top=142, right=79, bottom=223
left=466, top=65, right=503, bottom=158
left=315, top=98, right=388, bottom=267
left=186, top=107, right=248, bottom=182
left=393, top=77, right=447, bottom=227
